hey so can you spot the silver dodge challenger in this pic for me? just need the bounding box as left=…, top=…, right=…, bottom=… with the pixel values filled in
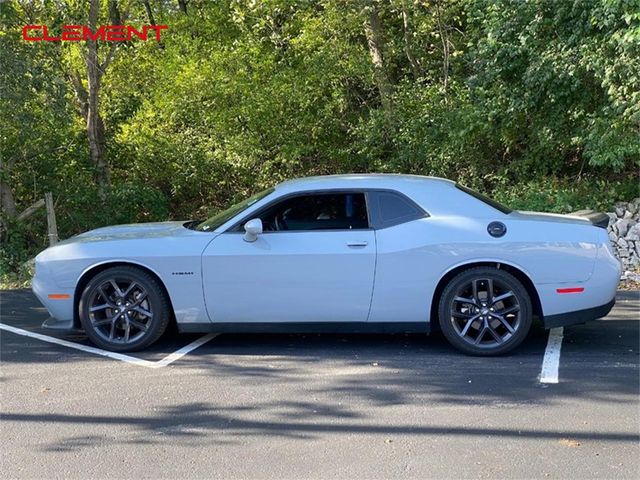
left=32, top=175, right=621, bottom=355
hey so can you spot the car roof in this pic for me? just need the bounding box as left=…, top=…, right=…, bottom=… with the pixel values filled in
left=276, top=174, right=455, bottom=193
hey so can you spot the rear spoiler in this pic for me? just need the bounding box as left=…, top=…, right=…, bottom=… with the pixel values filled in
left=570, top=210, right=610, bottom=229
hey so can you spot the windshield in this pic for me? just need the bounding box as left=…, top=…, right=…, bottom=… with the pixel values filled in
left=195, top=188, right=275, bottom=232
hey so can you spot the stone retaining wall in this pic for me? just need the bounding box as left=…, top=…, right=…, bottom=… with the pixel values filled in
left=607, top=198, right=640, bottom=271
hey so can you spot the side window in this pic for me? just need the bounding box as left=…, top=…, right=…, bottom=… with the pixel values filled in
left=370, top=191, right=425, bottom=228
left=257, top=193, right=369, bottom=231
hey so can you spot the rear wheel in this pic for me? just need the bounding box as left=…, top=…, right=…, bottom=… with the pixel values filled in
left=79, top=266, right=170, bottom=352
left=438, top=267, right=532, bottom=355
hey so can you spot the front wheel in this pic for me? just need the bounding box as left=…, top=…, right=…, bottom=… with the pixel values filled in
left=79, top=266, right=171, bottom=352
left=438, top=267, right=532, bottom=356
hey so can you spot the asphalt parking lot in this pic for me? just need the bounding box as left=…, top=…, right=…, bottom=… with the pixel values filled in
left=1, top=289, right=639, bottom=479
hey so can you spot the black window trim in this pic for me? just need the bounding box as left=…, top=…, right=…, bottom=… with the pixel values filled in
left=226, top=189, right=373, bottom=233
left=224, top=188, right=428, bottom=234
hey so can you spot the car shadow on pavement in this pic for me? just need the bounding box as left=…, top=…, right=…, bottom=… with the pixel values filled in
left=0, top=288, right=211, bottom=361
left=2, top=289, right=639, bottom=455
left=2, top=289, right=638, bottom=411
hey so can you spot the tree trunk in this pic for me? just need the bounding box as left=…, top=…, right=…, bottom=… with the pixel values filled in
left=401, top=0, right=421, bottom=79
left=0, top=179, right=17, bottom=218
left=178, top=0, right=188, bottom=14
left=143, top=0, right=156, bottom=25
left=363, top=5, right=392, bottom=115
left=109, top=0, right=122, bottom=24
left=0, top=158, right=16, bottom=238
left=86, top=0, right=110, bottom=200
left=70, top=71, right=89, bottom=119
left=435, top=0, right=450, bottom=95
left=0, top=158, right=17, bottom=218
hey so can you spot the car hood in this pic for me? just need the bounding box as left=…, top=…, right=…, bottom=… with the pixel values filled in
left=60, top=221, right=198, bottom=244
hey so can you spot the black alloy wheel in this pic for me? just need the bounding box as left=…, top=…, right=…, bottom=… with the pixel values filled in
left=79, top=266, right=170, bottom=352
left=438, top=267, right=533, bottom=355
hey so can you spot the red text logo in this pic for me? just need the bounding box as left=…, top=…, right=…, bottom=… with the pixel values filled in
left=23, top=25, right=168, bottom=42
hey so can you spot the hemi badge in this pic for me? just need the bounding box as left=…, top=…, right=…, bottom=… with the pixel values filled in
left=48, top=294, right=71, bottom=299
left=556, top=288, right=584, bottom=294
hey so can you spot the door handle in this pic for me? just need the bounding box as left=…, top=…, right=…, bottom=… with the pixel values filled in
left=347, top=241, right=368, bottom=247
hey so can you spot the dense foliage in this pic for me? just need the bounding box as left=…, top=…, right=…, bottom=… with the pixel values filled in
left=1, top=0, right=639, bottom=286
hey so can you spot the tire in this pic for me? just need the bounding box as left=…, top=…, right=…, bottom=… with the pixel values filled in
left=438, top=267, right=532, bottom=356
left=78, top=266, right=171, bottom=352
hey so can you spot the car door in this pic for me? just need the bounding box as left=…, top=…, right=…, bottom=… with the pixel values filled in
left=201, top=191, right=376, bottom=324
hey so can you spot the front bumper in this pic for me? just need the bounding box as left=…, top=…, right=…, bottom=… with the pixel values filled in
left=42, top=316, right=78, bottom=332
left=543, top=298, right=615, bottom=329
left=32, top=274, right=75, bottom=325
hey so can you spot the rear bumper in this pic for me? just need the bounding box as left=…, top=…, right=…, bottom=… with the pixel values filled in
left=543, top=298, right=615, bottom=329
left=537, top=236, right=620, bottom=328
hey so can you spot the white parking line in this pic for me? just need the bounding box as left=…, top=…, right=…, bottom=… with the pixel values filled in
left=0, top=323, right=217, bottom=369
left=540, top=327, right=564, bottom=384
left=154, top=333, right=218, bottom=368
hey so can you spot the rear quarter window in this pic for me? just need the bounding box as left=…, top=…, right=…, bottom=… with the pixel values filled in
left=369, top=191, right=426, bottom=229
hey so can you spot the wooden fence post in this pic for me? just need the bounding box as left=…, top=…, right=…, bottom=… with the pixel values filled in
left=44, top=192, right=59, bottom=246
